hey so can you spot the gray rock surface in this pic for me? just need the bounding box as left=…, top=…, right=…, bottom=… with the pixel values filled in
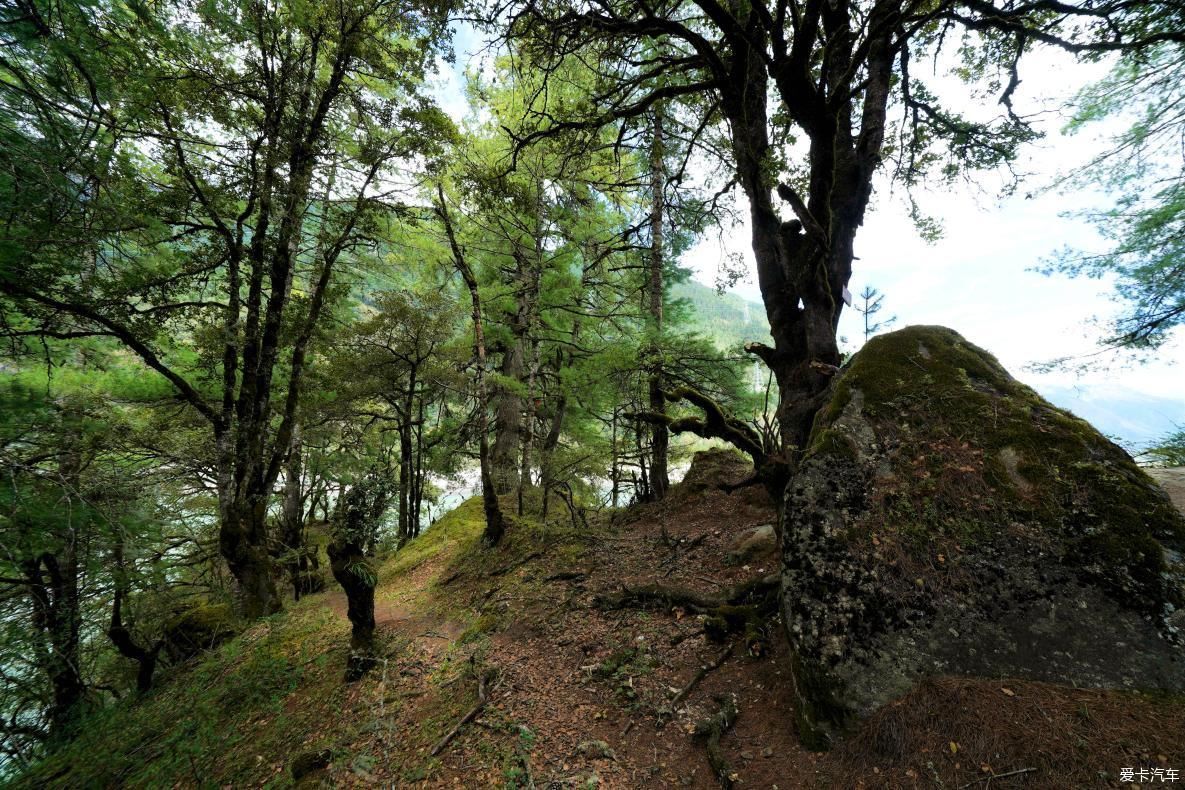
left=728, top=524, right=777, bottom=564
left=781, top=326, right=1185, bottom=747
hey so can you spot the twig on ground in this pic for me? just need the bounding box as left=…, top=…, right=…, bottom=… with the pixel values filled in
left=544, top=571, right=586, bottom=583
left=430, top=667, right=499, bottom=756
left=958, top=767, right=1037, bottom=788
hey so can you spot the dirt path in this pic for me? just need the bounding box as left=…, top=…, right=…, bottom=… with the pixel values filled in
left=1148, top=466, right=1185, bottom=515
left=419, top=453, right=822, bottom=788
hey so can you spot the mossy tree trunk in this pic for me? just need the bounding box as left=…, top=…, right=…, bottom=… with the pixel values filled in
left=328, top=476, right=390, bottom=681
left=328, top=538, right=378, bottom=682
left=280, top=425, right=314, bottom=600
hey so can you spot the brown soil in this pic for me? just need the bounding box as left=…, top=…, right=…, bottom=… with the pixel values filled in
left=311, top=457, right=1185, bottom=789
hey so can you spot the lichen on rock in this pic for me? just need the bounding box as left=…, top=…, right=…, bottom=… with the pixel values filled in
left=782, top=325, right=1185, bottom=747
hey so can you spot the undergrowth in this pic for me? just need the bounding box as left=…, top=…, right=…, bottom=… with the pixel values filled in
left=14, top=494, right=582, bottom=788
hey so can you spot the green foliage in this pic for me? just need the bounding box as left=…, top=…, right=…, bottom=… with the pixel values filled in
left=1049, top=44, right=1185, bottom=351
left=1143, top=429, right=1185, bottom=467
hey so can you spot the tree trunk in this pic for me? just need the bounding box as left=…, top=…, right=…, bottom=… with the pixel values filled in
left=412, top=395, right=427, bottom=537
left=492, top=338, right=524, bottom=495
left=540, top=383, right=567, bottom=521
left=646, top=107, right=669, bottom=501
left=398, top=374, right=416, bottom=547
left=328, top=538, right=376, bottom=682
left=634, top=410, right=650, bottom=503
left=281, top=424, right=307, bottom=599
left=437, top=185, right=507, bottom=546
left=107, top=578, right=163, bottom=693
left=217, top=477, right=282, bottom=620
left=610, top=407, right=620, bottom=509
left=518, top=337, right=540, bottom=515
left=25, top=551, right=84, bottom=741
left=28, top=445, right=87, bottom=740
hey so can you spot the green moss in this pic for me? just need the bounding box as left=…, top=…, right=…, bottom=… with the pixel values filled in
left=675, top=447, right=753, bottom=492
left=163, top=602, right=237, bottom=661
left=789, top=651, right=850, bottom=752
left=388, top=496, right=487, bottom=580
left=593, top=647, right=639, bottom=679
left=807, top=428, right=857, bottom=461
left=459, top=613, right=501, bottom=645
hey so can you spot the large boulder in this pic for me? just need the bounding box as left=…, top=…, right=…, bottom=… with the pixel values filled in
left=782, top=325, right=1185, bottom=747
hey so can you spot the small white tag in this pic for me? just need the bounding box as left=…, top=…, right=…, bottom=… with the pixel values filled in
left=842, top=286, right=853, bottom=307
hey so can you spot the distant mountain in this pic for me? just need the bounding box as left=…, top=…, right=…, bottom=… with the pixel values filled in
left=671, top=282, right=1180, bottom=453
left=670, top=280, right=772, bottom=351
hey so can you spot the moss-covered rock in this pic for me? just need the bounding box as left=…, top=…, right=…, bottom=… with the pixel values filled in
left=675, top=447, right=753, bottom=493
left=163, top=603, right=237, bottom=662
left=783, top=325, right=1185, bottom=746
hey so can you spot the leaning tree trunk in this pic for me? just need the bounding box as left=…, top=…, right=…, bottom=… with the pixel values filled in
left=107, top=587, right=163, bottom=693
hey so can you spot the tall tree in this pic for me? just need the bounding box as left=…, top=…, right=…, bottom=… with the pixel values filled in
left=0, top=0, right=451, bottom=617
left=436, top=186, right=509, bottom=546
left=645, top=107, right=671, bottom=500
left=501, top=0, right=1185, bottom=499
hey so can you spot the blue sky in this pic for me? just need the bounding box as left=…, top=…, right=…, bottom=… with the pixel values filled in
left=432, top=28, right=1185, bottom=451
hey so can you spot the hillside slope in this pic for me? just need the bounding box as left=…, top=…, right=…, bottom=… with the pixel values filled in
left=18, top=453, right=1185, bottom=788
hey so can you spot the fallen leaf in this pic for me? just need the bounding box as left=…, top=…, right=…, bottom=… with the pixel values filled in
left=949, top=741, right=959, bottom=754
left=1001, top=687, right=1015, bottom=697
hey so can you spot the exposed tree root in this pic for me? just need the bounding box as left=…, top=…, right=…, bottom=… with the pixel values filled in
left=593, top=583, right=720, bottom=613
left=670, top=643, right=733, bottom=709
left=694, top=695, right=739, bottom=788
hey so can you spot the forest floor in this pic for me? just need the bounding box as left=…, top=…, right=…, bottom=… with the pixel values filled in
left=20, top=453, right=1185, bottom=789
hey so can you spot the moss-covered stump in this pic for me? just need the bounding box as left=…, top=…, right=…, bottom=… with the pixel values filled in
left=783, top=325, right=1185, bottom=747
